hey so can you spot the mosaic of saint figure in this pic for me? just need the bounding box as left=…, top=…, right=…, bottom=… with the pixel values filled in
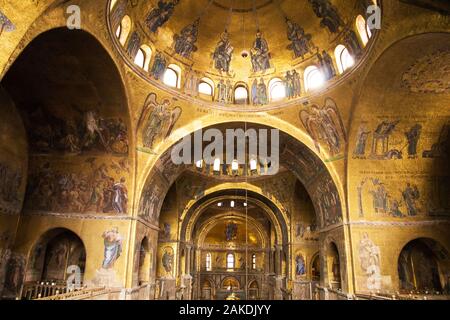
left=145, top=0, right=179, bottom=33
left=150, top=52, right=167, bottom=80
left=213, top=31, right=234, bottom=73
left=359, top=233, right=381, bottom=290
left=369, top=180, right=389, bottom=214
left=405, top=124, right=422, bottom=159
left=318, top=50, right=336, bottom=80
left=173, top=19, right=199, bottom=58
left=252, top=78, right=268, bottom=105
left=251, top=79, right=258, bottom=105
left=140, top=184, right=161, bottom=221
left=402, top=183, right=420, bottom=216
left=296, top=255, right=306, bottom=276
left=251, top=31, right=271, bottom=73
left=112, top=177, right=128, bottom=214
left=300, top=98, right=346, bottom=156
left=308, top=0, right=344, bottom=33
left=162, top=248, right=174, bottom=274
left=184, top=69, right=198, bottom=96
left=359, top=233, right=380, bottom=272
left=225, top=222, right=237, bottom=241
left=285, top=70, right=301, bottom=99
left=344, top=28, right=363, bottom=58
left=102, top=228, right=123, bottom=269
left=353, top=125, right=371, bottom=158
left=139, top=93, right=182, bottom=149
left=286, top=18, right=314, bottom=59
left=217, top=79, right=228, bottom=103
left=126, top=31, right=141, bottom=58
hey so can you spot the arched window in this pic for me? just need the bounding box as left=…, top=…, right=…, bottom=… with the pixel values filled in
left=269, top=78, right=286, bottom=101
left=117, top=15, right=131, bottom=46
left=134, top=49, right=145, bottom=69
left=138, top=45, right=152, bottom=71
left=304, top=66, right=325, bottom=91
left=249, top=158, right=258, bottom=171
left=252, top=254, right=257, bottom=270
left=311, top=253, right=321, bottom=281
left=398, top=239, right=445, bottom=293
left=195, top=159, right=203, bottom=169
left=163, top=64, right=181, bottom=88
left=198, top=78, right=214, bottom=96
left=356, top=15, right=372, bottom=47
left=234, top=85, right=249, bottom=105
left=115, top=24, right=122, bottom=38
left=231, top=159, right=239, bottom=173
left=334, top=45, right=355, bottom=74
left=206, top=253, right=212, bottom=271
left=213, top=158, right=221, bottom=172
left=138, top=238, right=150, bottom=285
left=110, top=0, right=119, bottom=11
left=227, top=253, right=235, bottom=270
left=327, top=242, right=341, bottom=289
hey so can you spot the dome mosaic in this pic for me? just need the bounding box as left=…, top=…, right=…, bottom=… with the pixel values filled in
left=108, top=0, right=378, bottom=107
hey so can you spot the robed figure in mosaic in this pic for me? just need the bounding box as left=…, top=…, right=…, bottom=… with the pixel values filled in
left=251, top=31, right=271, bottom=73
left=102, top=228, right=123, bottom=269
left=286, top=18, right=314, bottom=59
left=145, top=0, right=179, bottom=33
left=173, top=19, right=199, bottom=58
left=213, top=31, right=234, bottom=73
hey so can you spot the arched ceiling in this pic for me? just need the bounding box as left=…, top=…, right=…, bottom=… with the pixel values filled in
left=110, top=0, right=372, bottom=83
left=139, top=122, right=343, bottom=230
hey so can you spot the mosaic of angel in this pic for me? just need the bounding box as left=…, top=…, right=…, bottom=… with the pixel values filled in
left=145, top=0, right=179, bottom=33
left=139, top=93, right=182, bottom=150
left=299, top=98, right=347, bottom=156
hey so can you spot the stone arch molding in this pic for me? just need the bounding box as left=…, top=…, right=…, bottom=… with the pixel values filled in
left=136, top=121, right=346, bottom=230
left=180, top=190, right=289, bottom=246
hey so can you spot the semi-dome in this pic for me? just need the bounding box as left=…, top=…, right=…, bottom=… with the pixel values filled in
left=108, top=0, right=378, bottom=106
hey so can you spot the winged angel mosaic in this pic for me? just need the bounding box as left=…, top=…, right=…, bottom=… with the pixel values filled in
left=138, top=93, right=182, bottom=150
left=299, top=98, right=347, bottom=157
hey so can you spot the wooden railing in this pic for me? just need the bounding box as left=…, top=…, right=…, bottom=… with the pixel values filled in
left=22, top=281, right=74, bottom=300
left=316, top=286, right=450, bottom=300
left=36, top=287, right=110, bottom=300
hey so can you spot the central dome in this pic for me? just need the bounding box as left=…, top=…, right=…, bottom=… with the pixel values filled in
left=109, top=0, right=376, bottom=106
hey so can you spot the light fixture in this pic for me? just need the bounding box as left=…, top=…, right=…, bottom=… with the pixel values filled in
left=231, top=201, right=235, bottom=208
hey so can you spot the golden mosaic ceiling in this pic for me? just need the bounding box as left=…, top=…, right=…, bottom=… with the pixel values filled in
left=113, top=0, right=368, bottom=80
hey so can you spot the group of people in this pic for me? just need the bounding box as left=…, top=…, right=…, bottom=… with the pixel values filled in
left=216, top=79, right=234, bottom=104
left=285, top=70, right=302, bottom=99
left=0, top=162, right=22, bottom=208
left=27, top=161, right=128, bottom=215
left=28, top=108, right=129, bottom=155
left=251, top=78, right=268, bottom=105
